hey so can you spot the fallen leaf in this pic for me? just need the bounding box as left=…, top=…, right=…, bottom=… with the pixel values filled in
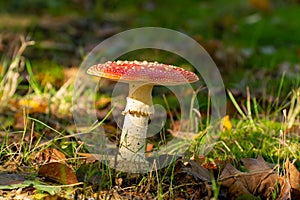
left=172, top=158, right=212, bottom=199
left=34, top=148, right=67, bottom=164
left=0, top=180, right=32, bottom=190
left=221, top=115, right=232, bottom=132
left=241, top=155, right=271, bottom=171
left=38, top=162, right=78, bottom=185
left=0, top=173, right=25, bottom=186
left=219, top=156, right=280, bottom=199
left=13, top=97, right=48, bottom=129
left=177, top=159, right=212, bottom=182
left=285, top=159, right=300, bottom=198
left=201, top=158, right=228, bottom=175
left=278, top=176, right=291, bottom=200
left=18, top=98, right=48, bottom=114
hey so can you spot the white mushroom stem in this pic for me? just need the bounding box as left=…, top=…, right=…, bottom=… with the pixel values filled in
left=119, top=84, right=154, bottom=161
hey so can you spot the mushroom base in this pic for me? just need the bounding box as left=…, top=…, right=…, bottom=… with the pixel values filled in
left=111, top=158, right=152, bottom=173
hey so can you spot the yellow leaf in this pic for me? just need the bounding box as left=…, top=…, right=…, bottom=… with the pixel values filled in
left=18, top=98, right=48, bottom=113
left=18, top=99, right=40, bottom=108
left=221, top=115, right=232, bottom=132
left=31, top=193, right=49, bottom=200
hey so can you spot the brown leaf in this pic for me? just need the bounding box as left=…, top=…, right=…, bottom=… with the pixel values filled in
left=13, top=97, right=48, bottom=129
left=34, top=148, right=67, bottom=164
left=38, top=162, right=78, bottom=185
left=193, top=156, right=229, bottom=176
left=219, top=156, right=280, bottom=199
left=285, top=159, right=300, bottom=198
left=173, top=158, right=212, bottom=199
left=0, top=173, right=25, bottom=185
left=219, top=163, right=242, bottom=188
left=178, top=159, right=212, bottom=182
left=241, top=155, right=271, bottom=171
left=278, top=176, right=291, bottom=200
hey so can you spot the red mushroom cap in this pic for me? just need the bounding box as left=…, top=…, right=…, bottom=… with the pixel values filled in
left=87, top=60, right=199, bottom=85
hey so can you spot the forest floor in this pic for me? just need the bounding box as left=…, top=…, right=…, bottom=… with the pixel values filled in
left=0, top=0, right=299, bottom=199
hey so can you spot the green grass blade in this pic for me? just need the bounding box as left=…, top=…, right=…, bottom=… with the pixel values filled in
left=28, top=116, right=64, bottom=137
left=25, top=60, right=42, bottom=95
left=227, top=89, right=246, bottom=119
left=275, top=72, right=285, bottom=109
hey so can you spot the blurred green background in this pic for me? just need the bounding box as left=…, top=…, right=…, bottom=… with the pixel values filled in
left=0, top=0, right=299, bottom=95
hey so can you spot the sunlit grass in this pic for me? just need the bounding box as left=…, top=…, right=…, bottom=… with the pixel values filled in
left=209, top=86, right=300, bottom=170
left=0, top=0, right=300, bottom=198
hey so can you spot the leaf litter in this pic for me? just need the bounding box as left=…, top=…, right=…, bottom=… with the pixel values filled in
left=218, top=155, right=300, bottom=199
left=0, top=147, right=79, bottom=199
left=285, top=158, right=300, bottom=199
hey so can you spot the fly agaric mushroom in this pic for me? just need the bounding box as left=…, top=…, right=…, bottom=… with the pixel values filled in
left=87, top=60, right=198, bottom=171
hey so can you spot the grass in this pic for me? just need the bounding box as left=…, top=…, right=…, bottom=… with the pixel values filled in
left=211, top=87, right=300, bottom=167
left=0, top=0, right=300, bottom=199
left=0, top=42, right=299, bottom=198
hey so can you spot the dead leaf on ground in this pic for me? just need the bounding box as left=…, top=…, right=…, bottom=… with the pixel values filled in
left=241, top=155, right=272, bottom=171
left=17, top=98, right=48, bottom=114
left=219, top=156, right=281, bottom=199
left=285, top=159, right=300, bottom=199
left=278, top=176, right=291, bottom=200
left=195, top=156, right=228, bottom=177
left=38, top=162, right=78, bottom=185
left=0, top=173, right=25, bottom=185
left=176, top=158, right=212, bottom=183
left=13, top=97, right=48, bottom=129
left=33, top=148, right=67, bottom=164
left=171, top=158, right=212, bottom=199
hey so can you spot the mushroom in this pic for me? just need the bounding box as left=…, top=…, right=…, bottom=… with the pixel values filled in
left=87, top=60, right=198, bottom=171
